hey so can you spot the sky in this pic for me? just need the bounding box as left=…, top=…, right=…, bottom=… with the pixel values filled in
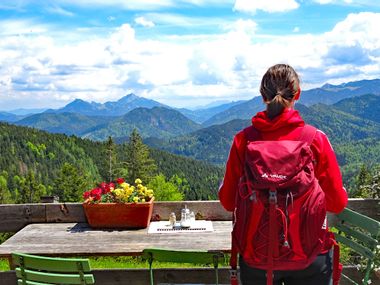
left=1, top=0, right=380, bottom=110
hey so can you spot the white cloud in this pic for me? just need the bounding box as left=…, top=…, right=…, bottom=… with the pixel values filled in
left=51, top=0, right=177, bottom=10
left=45, top=5, right=74, bottom=17
left=0, top=19, right=48, bottom=36
left=313, top=0, right=376, bottom=5
left=134, top=17, right=155, bottom=28
left=313, top=0, right=334, bottom=4
left=293, top=26, right=300, bottom=32
left=1, top=11, right=380, bottom=109
left=234, top=0, right=299, bottom=13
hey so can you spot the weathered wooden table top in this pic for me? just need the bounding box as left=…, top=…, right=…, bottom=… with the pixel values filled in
left=0, top=221, right=232, bottom=258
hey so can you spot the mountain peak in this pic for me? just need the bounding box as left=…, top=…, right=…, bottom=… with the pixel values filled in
left=116, top=93, right=140, bottom=104
left=66, top=98, right=90, bottom=107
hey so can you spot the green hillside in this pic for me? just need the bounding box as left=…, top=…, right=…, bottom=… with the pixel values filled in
left=82, top=107, right=202, bottom=140
left=296, top=103, right=380, bottom=143
left=0, top=122, right=223, bottom=203
left=332, top=94, right=380, bottom=123
left=16, top=112, right=114, bottom=136
left=145, top=98, right=380, bottom=188
left=145, top=119, right=249, bottom=165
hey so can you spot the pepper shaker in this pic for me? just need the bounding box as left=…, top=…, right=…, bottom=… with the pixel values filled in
left=169, top=212, right=176, bottom=227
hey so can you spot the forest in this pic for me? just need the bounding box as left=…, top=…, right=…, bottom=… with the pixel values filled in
left=0, top=123, right=224, bottom=204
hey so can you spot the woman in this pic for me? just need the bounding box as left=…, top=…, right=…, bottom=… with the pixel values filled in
left=219, top=64, right=348, bottom=285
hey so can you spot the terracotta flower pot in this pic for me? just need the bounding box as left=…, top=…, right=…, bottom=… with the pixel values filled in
left=83, top=197, right=154, bottom=229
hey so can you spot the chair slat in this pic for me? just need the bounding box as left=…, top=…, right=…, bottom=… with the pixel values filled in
left=17, top=279, right=53, bottom=285
left=143, top=248, right=224, bottom=264
left=334, top=223, right=378, bottom=248
left=340, top=273, right=359, bottom=285
left=12, top=253, right=94, bottom=285
left=335, top=234, right=374, bottom=259
left=13, top=253, right=91, bottom=272
left=16, top=268, right=95, bottom=285
left=336, top=208, right=380, bottom=236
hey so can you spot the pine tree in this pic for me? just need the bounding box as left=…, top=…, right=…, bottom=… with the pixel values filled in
left=97, top=137, right=118, bottom=182
left=124, top=129, right=157, bottom=183
left=105, top=136, right=118, bottom=182
left=0, top=172, right=12, bottom=204
left=17, top=170, right=46, bottom=203
left=353, top=164, right=373, bottom=197
left=52, top=163, right=91, bottom=202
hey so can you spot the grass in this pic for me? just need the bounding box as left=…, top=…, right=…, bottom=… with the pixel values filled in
left=0, top=255, right=229, bottom=271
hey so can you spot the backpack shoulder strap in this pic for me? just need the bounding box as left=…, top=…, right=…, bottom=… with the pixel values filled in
left=243, top=125, right=261, bottom=142
left=298, top=124, right=317, bottom=145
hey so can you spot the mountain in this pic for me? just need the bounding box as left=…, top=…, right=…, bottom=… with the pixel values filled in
left=146, top=98, right=380, bottom=166
left=82, top=106, right=202, bottom=141
left=199, top=79, right=380, bottom=125
left=4, top=108, right=47, bottom=116
left=332, top=94, right=380, bottom=123
left=145, top=119, right=250, bottom=165
left=202, top=96, right=264, bottom=127
left=295, top=103, right=380, bottom=144
left=299, top=79, right=380, bottom=106
left=15, top=112, right=114, bottom=135
left=45, top=93, right=168, bottom=117
left=176, top=100, right=246, bottom=124
left=45, top=99, right=102, bottom=116
left=0, top=111, right=23, bottom=123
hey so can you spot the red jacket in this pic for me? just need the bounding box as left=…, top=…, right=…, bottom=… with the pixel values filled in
left=219, top=108, right=348, bottom=213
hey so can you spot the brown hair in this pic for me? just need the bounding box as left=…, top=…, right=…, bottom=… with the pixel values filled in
left=260, top=64, right=300, bottom=119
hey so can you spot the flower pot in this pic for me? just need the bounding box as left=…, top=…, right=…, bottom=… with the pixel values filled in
left=83, top=197, right=154, bottom=229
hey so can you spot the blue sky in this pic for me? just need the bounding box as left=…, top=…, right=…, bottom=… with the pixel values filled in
left=1, top=0, right=380, bottom=110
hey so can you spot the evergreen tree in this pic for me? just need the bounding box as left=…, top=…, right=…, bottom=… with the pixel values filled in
left=17, top=171, right=46, bottom=203
left=358, top=167, right=380, bottom=199
left=124, top=129, right=157, bottom=183
left=353, top=164, right=372, bottom=197
left=52, top=163, right=91, bottom=202
left=105, top=136, right=118, bottom=182
left=0, top=172, right=12, bottom=204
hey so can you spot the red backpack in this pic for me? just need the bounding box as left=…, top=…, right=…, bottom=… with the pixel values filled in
left=229, top=125, right=342, bottom=285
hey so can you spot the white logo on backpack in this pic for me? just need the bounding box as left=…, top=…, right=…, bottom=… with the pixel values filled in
left=261, top=173, right=287, bottom=180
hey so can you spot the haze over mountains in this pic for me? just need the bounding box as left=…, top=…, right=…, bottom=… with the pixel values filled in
left=1, top=78, right=380, bottom=146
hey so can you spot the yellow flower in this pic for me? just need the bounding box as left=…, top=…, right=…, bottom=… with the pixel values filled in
left=120, top=182, right=129, bottom=189
left=135, top=178, right=142, bottom=185
left=133, top=196, right=139, bottom=203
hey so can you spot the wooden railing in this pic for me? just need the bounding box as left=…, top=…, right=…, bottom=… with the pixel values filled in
left=0, top=199, right=379, bottom=285
left=0, top=198, right=378, bottom=233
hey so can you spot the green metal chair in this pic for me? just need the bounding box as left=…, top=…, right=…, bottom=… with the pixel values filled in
left=142, top=248, right=224, bottom=285
left=333, top=207, right=380, bottom=285
left=12, top=252, right=95, bottom=285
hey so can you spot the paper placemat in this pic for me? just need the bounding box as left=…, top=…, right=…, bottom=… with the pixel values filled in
left=148, top=220, right=214, bottom=234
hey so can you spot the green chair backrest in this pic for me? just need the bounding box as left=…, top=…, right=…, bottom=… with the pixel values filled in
left=12, top=252, right=95, bottom=285
left=142, top=248, right=224, bottom=285
left=333, top=208, right=380, bottom=285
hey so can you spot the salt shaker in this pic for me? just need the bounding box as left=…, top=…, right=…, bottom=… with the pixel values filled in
left=169, top=212, right=176, bottom=227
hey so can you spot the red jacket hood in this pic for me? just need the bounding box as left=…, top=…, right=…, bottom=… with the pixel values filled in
left=252, top=108, right=305, bottom=132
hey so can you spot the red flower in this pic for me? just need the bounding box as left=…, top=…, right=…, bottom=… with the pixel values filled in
left=116, top=178, right=125, bottom=184
left=83, top=191, right=91, bottom=199
left=90, top=188, right=102, bottom=201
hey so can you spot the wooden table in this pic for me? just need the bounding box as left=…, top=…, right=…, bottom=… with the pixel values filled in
left=0, top=221, right=232, bottom=260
